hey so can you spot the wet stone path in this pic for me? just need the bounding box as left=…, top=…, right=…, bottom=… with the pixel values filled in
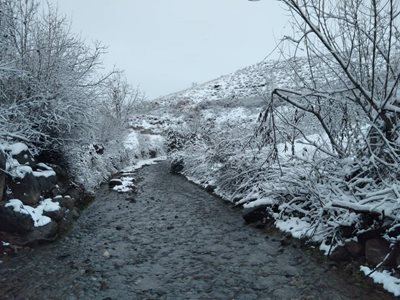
left=0, top=162, right=395, bottom=299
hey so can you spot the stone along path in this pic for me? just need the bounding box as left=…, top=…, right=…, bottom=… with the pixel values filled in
left=0, top=161, right=395, bottom=299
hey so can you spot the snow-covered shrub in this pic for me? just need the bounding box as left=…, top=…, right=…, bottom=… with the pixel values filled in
left=61, top=141, right=128, bottom=191
left=247, top=0, right=400, bottom=252
left=0, top=1, right=150, bottom=190
left=62, top=131, right=166, bottom=191
left=167, top=105, right=268, bottom=200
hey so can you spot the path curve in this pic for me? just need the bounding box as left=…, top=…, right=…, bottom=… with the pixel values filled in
left=0, top=162, right=394, bottom=299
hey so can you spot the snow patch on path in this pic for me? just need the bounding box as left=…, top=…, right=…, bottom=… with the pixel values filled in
left=112, top=177, right=135, bottom=193
left=121, top=156, right=167, bottom=174
left=113, top=157, right=167, bottom=193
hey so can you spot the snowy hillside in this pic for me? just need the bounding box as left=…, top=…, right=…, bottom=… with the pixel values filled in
left=153, top=56, right=334, bottom=108
left=153, top=59, right=280, bottom=105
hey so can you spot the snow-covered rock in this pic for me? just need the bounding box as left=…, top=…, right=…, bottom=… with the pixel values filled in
left=5, top=142, right=36, bottom=166
left=8, top=169, right=41, bottom=205
left=5, top=198, right=60, bottom=227
left=0, top=203, right=34, bottom=234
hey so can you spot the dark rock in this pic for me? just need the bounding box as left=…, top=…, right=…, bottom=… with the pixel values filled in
left=43, top=207, right=66, bottom=223
left=280, top=236, right=291, bottom=246
left=344, top=241, right=364, bottom=258
left=93, top=144, right=104, bottom=155
left=37, top=149, right=67, bottom=170
left=57, top=253, right=70, bottom=260
left=58, top=210, right=74, bottom=234
left=8, top=171, right=41, bottom=205
left=0, top=204, right=34, bottom=234
left=76, top=191, right=95, bottom=209
left=125, top=197, right=136, bottom=203
left=357, top=228, right=385, bottom=244
left=170, top=160, right=184, bottom=174
left=339, top=225, right=356, bottom=239
left=50, top=186, right=62, bottom=197
left=387, top=225, right=400, bottom=239
left=365, top=238, right=395, bottom=267
left=49, top=164, right=70, bottom=188
left=0, top=149, right=6, bottom=202
left=59, top=195, right=75, bottom=210
left=109, top=179, right=123, bottom=188
left=33, top=168, right=57, bottom=195
left=65, top=185, right=83, bottom=203
left=329, top=245, right=351, bottom=262
left=23, top=221, right=58, bottom=245
left=205, top=185, right=216, bottom=193
left=71, top=208, right=80, bottom=220
left=149, top=150, right=157, bottom=158
left=67, top=184, right=94, bottom=209
left=232, top=196, right=242, bottom=203
left=242, top=205, right=269, bottom=224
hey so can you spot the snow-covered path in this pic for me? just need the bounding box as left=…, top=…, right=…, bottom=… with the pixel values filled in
left=0, top=162, right=394, bottom=299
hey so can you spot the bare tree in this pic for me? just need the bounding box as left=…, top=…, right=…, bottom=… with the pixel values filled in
left=97, top=72, right=144, bottom=143
left=105, top=72, right=143, bottom=124
left=260, top=0, right=400, bottom=168
left=0, top=0, right=113, bottom=150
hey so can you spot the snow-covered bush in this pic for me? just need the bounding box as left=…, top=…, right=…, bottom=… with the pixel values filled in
left=249, top=0, right=400, bottom=247
left=0, top=1, right=109, bottom=150
left=64, top=130, right=166, bottom=191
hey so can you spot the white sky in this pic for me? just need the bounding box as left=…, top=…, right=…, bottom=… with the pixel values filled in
left=50, top=0, right=289, bottom=99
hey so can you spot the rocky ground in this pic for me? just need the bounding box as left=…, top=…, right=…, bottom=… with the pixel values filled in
left=0, top=161, right=395, bottom=299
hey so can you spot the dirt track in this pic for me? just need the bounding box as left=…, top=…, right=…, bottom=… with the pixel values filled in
left=0, top=161, right=394, bottom=299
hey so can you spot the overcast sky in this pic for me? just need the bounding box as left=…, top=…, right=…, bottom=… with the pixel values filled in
left=50, top=0, right=289, bottom=99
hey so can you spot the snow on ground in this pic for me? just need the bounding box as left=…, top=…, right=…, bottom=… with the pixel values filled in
left=124, top=131, right=166, bottom=158
left=276, top=133, right=331, bottom=161
left=153, top=59, right=295, bottom=107
left=121, top=156, right=167, bottom=174
left=111, top=130, right=167, bottom=194
left=243, top=198, right=274, bottom=209
left=275, top=217, right=313, bottom=239
left=112, top=177, right=136, bottom=193
left=360, top=266, right=400, bottom=297
left=214, top=107, right=254, bottom=126
left=5, top=198, right=60, bottom=227
left=113, top=157, right=167, bottom=193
